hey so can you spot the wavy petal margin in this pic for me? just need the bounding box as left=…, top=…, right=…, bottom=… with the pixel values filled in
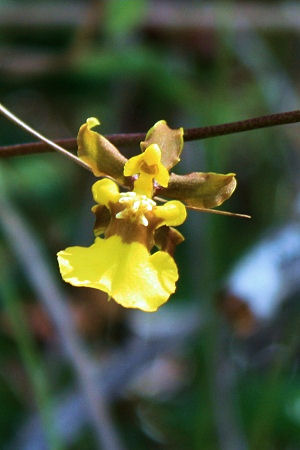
left=140, top=120, right=183, bottom=170
left=161, top=172, right=237, bottom=208
left=77, top=118, right=127, bottom=183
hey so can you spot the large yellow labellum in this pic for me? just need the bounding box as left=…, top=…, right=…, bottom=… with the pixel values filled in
left=57, top=235, right=178, bottom=312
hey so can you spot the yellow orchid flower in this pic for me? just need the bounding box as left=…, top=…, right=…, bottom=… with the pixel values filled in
left=57, top=144, right=186, bottom=312
left=58, top=118, right=239, bottom=312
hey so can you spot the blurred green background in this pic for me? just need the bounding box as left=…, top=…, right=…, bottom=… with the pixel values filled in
left=0, top=1, right=299, bottom=449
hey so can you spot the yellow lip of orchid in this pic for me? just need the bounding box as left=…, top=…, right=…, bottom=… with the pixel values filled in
left=57, top=234, right=179, bottom=312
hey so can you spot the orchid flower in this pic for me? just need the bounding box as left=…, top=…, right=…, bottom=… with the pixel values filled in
left=57, top=119, right=237, bottom=312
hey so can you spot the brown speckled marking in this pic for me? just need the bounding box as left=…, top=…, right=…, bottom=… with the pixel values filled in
left=105, top=202, right=163, bottom=251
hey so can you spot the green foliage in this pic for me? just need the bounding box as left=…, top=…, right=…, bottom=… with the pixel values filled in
left=104, top=0, right=147, bottom=37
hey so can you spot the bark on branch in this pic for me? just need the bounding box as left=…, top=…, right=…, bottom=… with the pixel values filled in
left=0, top=109, right=299, bottom=159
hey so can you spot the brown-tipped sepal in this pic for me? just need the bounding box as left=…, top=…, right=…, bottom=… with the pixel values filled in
left=77, top=118, right=127, bottom=183
left=140, top=120, right=183, bottom=171
left=161, top=172, right=237, bottom=209
left=91, top=204, right=111, bottom=236
left=154, top=225, right=185, bottom=257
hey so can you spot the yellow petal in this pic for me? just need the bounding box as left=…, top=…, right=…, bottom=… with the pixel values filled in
left=140, top=120, right=184, bottom=170
left=143, top=144, right=170, bottom=187
left=123, top=144, right=163, bottom=177
left=123, top=144, right=170, bottom=195
left=77, top=118, right=127, bottom=182
left=154, top=163, right=169, bottom=188
left=154, top=200, right=187, bottom=227
left=92, top=178, right=119, bottom=207
left=86, top=117, right=100, bottom=129
left=143, top=144, right=161, bottom=165
left=57, top=235, right=178, bottom=312
left=123, top=153, right=143, bottom=177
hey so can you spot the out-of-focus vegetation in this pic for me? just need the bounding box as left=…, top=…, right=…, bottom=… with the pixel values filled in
left=0, top=1, right=299, bottom=449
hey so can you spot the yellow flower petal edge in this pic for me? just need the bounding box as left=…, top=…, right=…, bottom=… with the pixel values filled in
left=57, top=235, right=178, bottom=312
left=154, top=200, right=187, bottom=227
left=140, top=120, right=184, bottom=170
left=92, top=178, right=119, bottom=207
left=77, top=117, right=127, bottom=181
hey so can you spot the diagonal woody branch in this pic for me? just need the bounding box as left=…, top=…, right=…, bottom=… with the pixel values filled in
left=184, top=109, right=300, bottom=141
left=0, top=107, right=299, bottom=161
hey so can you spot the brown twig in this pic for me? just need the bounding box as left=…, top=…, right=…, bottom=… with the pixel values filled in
left=184, top=110, right=300, bottom=140
left=0, top=109, right=299, bottom=161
